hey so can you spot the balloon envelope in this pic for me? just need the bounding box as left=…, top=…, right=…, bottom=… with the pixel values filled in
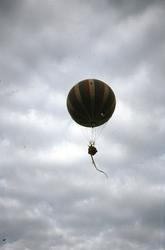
left=67, top=79, right=116, bottom=128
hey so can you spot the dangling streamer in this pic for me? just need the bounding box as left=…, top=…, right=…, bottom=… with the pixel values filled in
left=90, top=155, right=108, bottom=178
left=87, top=143, right=108, bottom=178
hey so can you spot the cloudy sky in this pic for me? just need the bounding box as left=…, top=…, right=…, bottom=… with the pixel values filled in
left=0, top=0, right=165, bottom=249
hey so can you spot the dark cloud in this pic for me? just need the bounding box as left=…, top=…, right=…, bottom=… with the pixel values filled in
left=0, top=0, right=22, bottom=14
left=107, top=0, right=165, bottom=16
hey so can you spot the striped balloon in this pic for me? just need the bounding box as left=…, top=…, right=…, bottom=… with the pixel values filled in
left=67, top=79, right=116, bottom=127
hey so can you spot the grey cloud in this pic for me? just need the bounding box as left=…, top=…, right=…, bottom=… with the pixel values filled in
left=0, top=0, right=22, bottom=15
left=0, top=0, right=165, bottom=249
left=107, top=0, right=165, bottom=16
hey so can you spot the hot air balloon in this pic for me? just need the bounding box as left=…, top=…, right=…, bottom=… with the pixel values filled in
left=67, top=79, right=116, bottom=177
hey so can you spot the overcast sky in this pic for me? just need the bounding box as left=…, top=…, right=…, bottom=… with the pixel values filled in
left=0, top=0, right=165, bottom=249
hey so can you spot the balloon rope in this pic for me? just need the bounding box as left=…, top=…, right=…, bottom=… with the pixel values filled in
left=90, top=155, right=108, bottom=178
left=95, top=122, right=108, bottom=142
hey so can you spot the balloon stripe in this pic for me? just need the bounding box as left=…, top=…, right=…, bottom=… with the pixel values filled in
left=102, top=88, right=115, bottom=115
left=67, top=98, right=90, bottom=124
left=69, top=85, right=84, bottom=115
left=74, top=83, right=92, bottom=123
left=67, top=85, right=91, bottom=125
left=94, top=83, right=109, bottom=121
left=79, top=80, right=92, bottom=120
left=88, top=79, right=95, bottom=125
left=94, top=79, right=101, bottom=119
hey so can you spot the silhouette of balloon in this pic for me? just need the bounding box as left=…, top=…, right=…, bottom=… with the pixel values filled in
left=67, top=79, right=116, bottom=128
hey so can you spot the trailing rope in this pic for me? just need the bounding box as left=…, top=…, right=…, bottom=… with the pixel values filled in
left=90, top=154, right=108, bottom=178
